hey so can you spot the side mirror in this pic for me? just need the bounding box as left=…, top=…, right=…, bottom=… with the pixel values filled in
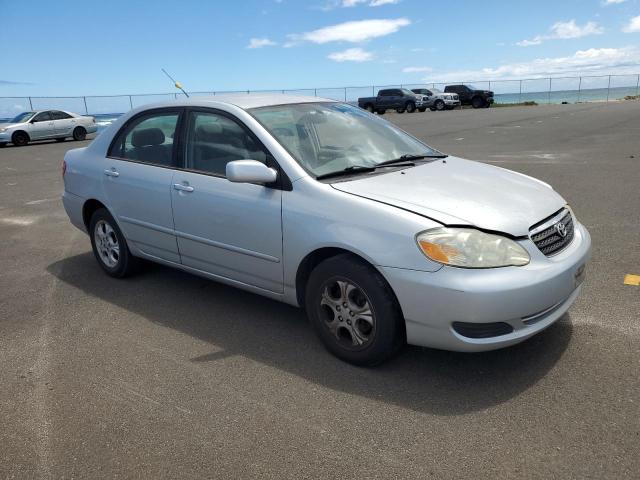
left=226, top=160, right=277, bottom=184
left=30, top=119, right=36, bottom=123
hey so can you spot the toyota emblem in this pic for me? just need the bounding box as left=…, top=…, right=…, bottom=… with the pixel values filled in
left=555, top=222, right=568, bottom=238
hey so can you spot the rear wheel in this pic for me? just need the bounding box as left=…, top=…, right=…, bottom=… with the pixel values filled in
left=434, top=99, right=445, bottom=111
left=305, top=254, right=405, bottom=366
left=12, top=131, right=29, bottom=147
left=471, top=96, right=485, bottom=109
left=73, top=126, right=87, bottom=141
left=89, top=208, right=137, bottom=278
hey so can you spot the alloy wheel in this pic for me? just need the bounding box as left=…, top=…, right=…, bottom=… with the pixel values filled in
left=94, top=220, right=120, bottom=268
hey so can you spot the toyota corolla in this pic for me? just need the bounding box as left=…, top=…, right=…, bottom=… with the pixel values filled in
left=61, top=95, right=591, bottom=365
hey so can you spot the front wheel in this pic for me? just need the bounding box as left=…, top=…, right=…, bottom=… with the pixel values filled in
left=12, top=131, right=29, bottom=147
left=434, top=100, right=445, bottom=111
left=405, top=101, right=416, bottom=113
left=305, top=254, right=405, bottom=366
left=89, top=208, right=137, bottom=278
left=471, top=96, right=484, bottom=109
left=73, top=126, right=87, bottom=141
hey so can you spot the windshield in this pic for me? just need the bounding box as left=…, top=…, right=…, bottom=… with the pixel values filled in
left=10, top=112, right=35, bottom=123
left=250, top=103, right=440, bottom=177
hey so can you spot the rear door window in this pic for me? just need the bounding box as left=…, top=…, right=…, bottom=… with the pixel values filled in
left=109, top=111, right=180, bottom=167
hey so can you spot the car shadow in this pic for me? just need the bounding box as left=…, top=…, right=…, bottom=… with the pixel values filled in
left=47, top=253, right=573, bottom=416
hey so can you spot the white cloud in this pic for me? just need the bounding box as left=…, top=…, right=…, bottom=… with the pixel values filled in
left=402, top=66, right=432, bottom=73
left=340, top=0, right=399, bottom=6
left=287, top=18, right=410, bottom=45
left=247, top=38, right=277, bottom=49
left=425, top=47, right=640, bottom=82
left=603, top=0, right=626, bottom=4
left=328, top=47, right=374, bottom=62
left=517, top=20, right=603, bottom=46
left=622, top=15, right=640, bottom=33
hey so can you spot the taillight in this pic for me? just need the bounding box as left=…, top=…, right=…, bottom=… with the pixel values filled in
left=62, top=160, right=67, bottom=177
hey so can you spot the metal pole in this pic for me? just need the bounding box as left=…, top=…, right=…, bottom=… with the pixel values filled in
left=606, top=75, right=611, bottom=102
left=548, top=77, right=551, bottom=104
left=372, top=85, right=375, bottom=96
left=128, top=95, right=133, bottom=109
left=315, top=88, right=317, bottom=97
left=519, top=80, right=522, bottom=104
left=636, top=74, right=639, bottom=96
left=83, top=96, right=88, bottom=115
left=344, top=88, right=347, bottom=102
left=577, top=76, right=582, bottom=103
left=28, top=97, right=33, bottom=110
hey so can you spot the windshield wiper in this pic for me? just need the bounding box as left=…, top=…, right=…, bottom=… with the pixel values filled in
left=315, top=165, right=376, bottom=180
left=376, top=153, right=447, bottom=167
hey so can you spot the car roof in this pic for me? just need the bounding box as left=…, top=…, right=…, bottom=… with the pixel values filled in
left=154, top=94, right=336, bottom=110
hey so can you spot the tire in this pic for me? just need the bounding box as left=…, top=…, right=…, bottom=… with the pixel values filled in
left=434, top=100, right=445, bottom=111
left=376, top=109, right=386, bottom=115
left=55, top=137, right=66, bottom=142
left=418, top=107, right=426, bottom=112
left=395, top=107, right=405, bottom=114
left=405, top=101, right=416, bottom=113
left=89, top=208, right=137, bottom=278
left=12, top=131, right=29, bottom=147
left=73, top=126, right=87, bottom=141
left=305, top=254, right=405, bottom=366
left=484, top=101, right=491, bottom=108
left=471, top=96, right=484, bottom=109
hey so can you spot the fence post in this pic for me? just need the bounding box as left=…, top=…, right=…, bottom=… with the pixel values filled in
left=577, top=77, right=582, bottom=103
left=548, top=77, right=551, bottom=104
left=518, top=80, right=522, bottom=104
left=83, top=96, right=88, bottom=115
left=372, top=85, right=375, bottom=96
left=314, top=88, right=317, bottom=97
left=28, top=97, right=33, bottom=110
left=636, top=74, right=640, bottom=96
left=606, top=75, right=611, bottom=102
left=128, top=95, right=133, bottom=109
left=344, top=88, right=347, bottom=102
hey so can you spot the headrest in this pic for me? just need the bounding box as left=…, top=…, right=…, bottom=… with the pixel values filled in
left=195, top=123, right=224, bottom=142
left=131, top=128, right=165, bottom=147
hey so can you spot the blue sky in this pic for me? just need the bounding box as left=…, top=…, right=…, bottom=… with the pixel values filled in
left=1, top=0, right=639, bottom=96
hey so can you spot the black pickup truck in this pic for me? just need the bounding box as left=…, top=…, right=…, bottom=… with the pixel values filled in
left=358, top=88, right=421, bottom=114
left=444, top=84, right=494, bottom=108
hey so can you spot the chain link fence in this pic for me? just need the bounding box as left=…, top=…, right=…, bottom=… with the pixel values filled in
left=1, top=74, right=639, bottom=120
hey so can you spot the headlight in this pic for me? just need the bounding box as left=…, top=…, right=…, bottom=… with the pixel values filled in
left=416, top=227, right=530, bottom=268
left=0, top=128, right=7, bottom=133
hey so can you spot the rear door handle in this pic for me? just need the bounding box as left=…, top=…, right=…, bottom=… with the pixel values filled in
left=173, top=183, right=194, bottom=192
left=104, top=169, right=119, bottom=177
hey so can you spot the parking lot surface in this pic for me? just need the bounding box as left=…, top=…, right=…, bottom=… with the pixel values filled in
left=1, top=101, right=638, bottom=479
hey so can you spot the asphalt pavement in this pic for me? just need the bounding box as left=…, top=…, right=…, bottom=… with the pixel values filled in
left=0, top=101, right=638, bottom=479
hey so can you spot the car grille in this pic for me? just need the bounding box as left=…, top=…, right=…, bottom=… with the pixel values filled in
left=530, top=208, right=574, bottom=256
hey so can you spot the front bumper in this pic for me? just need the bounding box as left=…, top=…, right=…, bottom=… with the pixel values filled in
left=0, top=130, right=12, bottom=142
left=445, top=100, right=461, bottom=107
left=381, top=222, right=591, bottom=352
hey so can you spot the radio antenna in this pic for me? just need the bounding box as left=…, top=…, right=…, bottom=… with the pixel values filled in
left=161, top=68, right=189, bottom=97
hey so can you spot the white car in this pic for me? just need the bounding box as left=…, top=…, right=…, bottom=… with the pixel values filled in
left=0, top=110, right=98, bottom=147
left=411, top=88, right=461, bottom=111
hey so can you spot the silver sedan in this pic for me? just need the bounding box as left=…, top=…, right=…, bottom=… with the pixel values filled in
left=61, top=95, right=591, bottom=365
left=0, top=109, right=98, bottom=147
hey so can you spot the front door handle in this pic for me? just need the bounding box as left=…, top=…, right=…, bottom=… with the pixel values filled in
left=173, top=183, right=194, bottom=193
left=104, top=169, right=119, bottom=177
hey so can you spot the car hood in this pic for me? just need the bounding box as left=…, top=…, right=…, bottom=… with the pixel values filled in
left=0, top=122, right=18, bottom=129
left=330, top=156, right=566, bottom=237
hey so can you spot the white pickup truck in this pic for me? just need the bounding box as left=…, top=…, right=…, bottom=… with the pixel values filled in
left=411, top=88, right=461, bottom=111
